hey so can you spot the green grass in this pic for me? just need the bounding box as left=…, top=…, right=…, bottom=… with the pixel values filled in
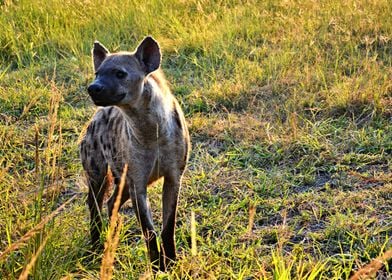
left=0, top=0, right=391, bottom=279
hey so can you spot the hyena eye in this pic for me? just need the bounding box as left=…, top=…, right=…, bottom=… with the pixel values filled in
left=116, top=70, right=127, bottom=79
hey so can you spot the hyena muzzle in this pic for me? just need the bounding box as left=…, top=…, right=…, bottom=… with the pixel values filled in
left=80, top=36, right=190, bottom=271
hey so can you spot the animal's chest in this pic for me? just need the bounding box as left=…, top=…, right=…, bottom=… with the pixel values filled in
left=101, top=119, right=172, bottom=171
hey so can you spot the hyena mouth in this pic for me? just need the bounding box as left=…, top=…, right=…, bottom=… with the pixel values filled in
left=92, top=93, right=126, bottom=106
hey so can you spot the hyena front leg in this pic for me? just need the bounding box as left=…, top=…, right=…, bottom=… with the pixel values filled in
left=130, top=183, right=160, bottom=270
left=161, top=175, right=181, bottom=270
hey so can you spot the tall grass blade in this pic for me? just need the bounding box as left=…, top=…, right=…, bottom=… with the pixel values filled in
left=100, top=164, right=128, bottom=280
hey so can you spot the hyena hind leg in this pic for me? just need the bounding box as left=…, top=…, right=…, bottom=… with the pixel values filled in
left=81, top=143, right=109, bottom=248
left=87, top=171, right=112, bottom=249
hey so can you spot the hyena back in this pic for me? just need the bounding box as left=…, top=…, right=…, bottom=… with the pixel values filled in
left=80, top=36, right=190, bottom=271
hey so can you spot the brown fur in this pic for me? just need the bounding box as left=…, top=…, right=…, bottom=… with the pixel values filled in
left=80, top=36, right=190, bottom=271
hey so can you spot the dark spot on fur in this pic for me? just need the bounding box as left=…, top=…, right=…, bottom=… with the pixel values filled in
left=114, top=117, right=122, bottom=129
left=93, top=140, right=98, bottom=150
left=100, top=135, right=104, bottom=144
left=103, top=144, right=107, bottom=150
left=108, top=117, right=115, bottom=131
left=87, top=122, right=96, bottom=135
left=173, top=107, right=182, bottom=130
left=101, top=111, right=107, bottom=124
left=80, top=141, right=85, bottom=153
left=113, top=146, right=117, bottom=154
left=80, top=142, right=88, bottom=162
left=110, top=117, right=120, bottom=134
left=108, top=107, right=114, bottom=116
left=90, top=158, right=99, bottom=174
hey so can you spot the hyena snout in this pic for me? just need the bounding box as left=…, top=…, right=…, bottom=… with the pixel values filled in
left=87, top=83, right=103, bottom=95
left=87, top=82, right=125, bottom=106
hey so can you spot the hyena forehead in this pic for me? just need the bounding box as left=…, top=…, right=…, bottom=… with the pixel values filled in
left=99, top=52, right=144, bottom=74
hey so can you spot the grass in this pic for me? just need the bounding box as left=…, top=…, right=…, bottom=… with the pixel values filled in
left=0, top=0, right=391, bottom=279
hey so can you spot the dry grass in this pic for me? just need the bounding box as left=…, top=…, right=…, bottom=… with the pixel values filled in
left=100, top=165, right=128, bottom=280
left=0, top=0, right=391, bottom=279
left=350, top=248, right=392, bottom=280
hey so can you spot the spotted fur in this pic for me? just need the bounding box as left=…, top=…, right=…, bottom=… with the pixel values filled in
left=80, top=36, right=190, bottom=271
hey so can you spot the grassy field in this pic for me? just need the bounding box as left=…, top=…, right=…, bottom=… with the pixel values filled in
left=0, top=0, right=391, bottom=279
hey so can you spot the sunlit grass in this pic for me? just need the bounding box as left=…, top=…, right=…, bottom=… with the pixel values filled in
left=0, top=0, right=391, bottom=279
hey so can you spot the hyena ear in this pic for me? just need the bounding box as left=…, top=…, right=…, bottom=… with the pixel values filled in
left=135, top=36, right=161, bottom=74
left=92, top=41, right=109, bottom=71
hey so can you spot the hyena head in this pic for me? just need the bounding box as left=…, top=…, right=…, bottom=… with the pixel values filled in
left=87, top=36, right=161, bottom=106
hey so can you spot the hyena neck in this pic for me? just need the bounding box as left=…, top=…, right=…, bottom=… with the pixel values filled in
left=118, top=75, right=174, bottom=139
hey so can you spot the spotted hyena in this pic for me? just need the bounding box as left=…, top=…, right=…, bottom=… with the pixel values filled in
left=80, top=36, right=190, bottom=271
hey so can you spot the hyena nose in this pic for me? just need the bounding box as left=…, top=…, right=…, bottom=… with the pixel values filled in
left=87, top=83, right=104, bottom=96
